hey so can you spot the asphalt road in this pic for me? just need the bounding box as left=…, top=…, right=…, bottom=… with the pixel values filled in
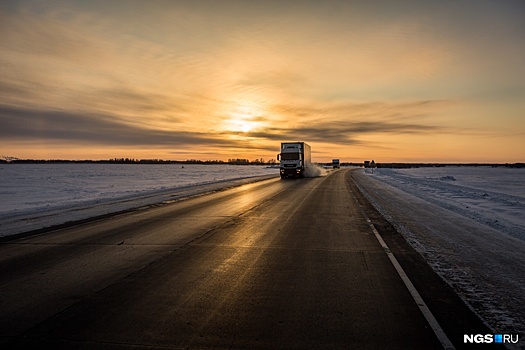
left=0, top=169, right=495, bottom=349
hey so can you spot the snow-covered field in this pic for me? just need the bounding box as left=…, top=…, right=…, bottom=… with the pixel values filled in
left=352, top=167, right=525, bottom=340
left=0, top=163, right=278, bottom=237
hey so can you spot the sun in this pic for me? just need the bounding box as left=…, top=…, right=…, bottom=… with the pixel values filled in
left=229, top=118, right=256, bottom=133
left=224, top=102, right=263, bottom=134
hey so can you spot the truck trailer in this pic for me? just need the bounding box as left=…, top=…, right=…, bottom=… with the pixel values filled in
left=277, top=142, right=312, bottom=179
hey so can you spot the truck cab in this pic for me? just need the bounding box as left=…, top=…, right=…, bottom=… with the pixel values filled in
left=278, top=142, right=311, bottom=179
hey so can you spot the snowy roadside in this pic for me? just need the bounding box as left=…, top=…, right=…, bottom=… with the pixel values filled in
left=352, top=168, right=525, bottom=340
left=0, top=173, right=277, bottom=238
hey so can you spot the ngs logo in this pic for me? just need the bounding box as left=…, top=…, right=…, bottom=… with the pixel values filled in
left=464, top=334, right=519, bottom=344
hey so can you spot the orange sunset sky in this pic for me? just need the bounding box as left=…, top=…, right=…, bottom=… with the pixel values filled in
left=1, top=0, right=524, bottom=163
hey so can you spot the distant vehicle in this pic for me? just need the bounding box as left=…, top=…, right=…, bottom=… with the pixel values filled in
left=332, top=159, right=340, bottom=169
left=277, top=142, right=312, bottom=179
left=364, top=160, right=376, bottom=169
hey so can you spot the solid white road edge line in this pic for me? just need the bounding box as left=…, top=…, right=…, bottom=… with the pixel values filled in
left=353, top=194, right=456, bottom=350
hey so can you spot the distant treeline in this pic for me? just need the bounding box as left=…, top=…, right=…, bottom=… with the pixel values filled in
left=360, top=162, right=525, bottom=169
left=2, top=158, right=523, bottom=168
left=0, top=157, right=278, bottom=165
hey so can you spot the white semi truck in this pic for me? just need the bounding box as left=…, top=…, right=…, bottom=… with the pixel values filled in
left=277, top=142, right=312, bottom=179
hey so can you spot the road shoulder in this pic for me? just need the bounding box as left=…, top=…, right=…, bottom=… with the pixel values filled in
left=347, top=169, right=505, bottom=349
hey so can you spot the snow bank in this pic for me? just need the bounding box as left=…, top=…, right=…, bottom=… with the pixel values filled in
left=353, top=167, right=525, bottom=339
left=0, top=164, right=278, bottom=237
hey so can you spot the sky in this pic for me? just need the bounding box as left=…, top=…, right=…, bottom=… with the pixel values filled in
left=1, top=0, right=524, bottom=163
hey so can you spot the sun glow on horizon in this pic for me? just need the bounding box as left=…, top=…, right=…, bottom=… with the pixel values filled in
left=222, top=101, right=266, bottom=134
left=226, top=118, right=257, bottom=133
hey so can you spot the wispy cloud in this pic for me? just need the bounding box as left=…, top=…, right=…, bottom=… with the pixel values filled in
left=234, top=121, right=444, bottom=145
left=217, top=99, right=466, bottom=147
left=0, top=105, right=228, bottom=147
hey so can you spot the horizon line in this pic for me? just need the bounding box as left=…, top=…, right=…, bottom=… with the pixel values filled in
left=2, top=157, right=524, bottom=166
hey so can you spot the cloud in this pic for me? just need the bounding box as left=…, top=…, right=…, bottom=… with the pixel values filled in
left=270, top=99, right=456, bottom=122
left=0, top=101, right=445, bottom=153
left=237, top=99, right=457, bottom=145
left=0, top=105, right=229, bottom=148
left=237, top=121, right=442, bottom=146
